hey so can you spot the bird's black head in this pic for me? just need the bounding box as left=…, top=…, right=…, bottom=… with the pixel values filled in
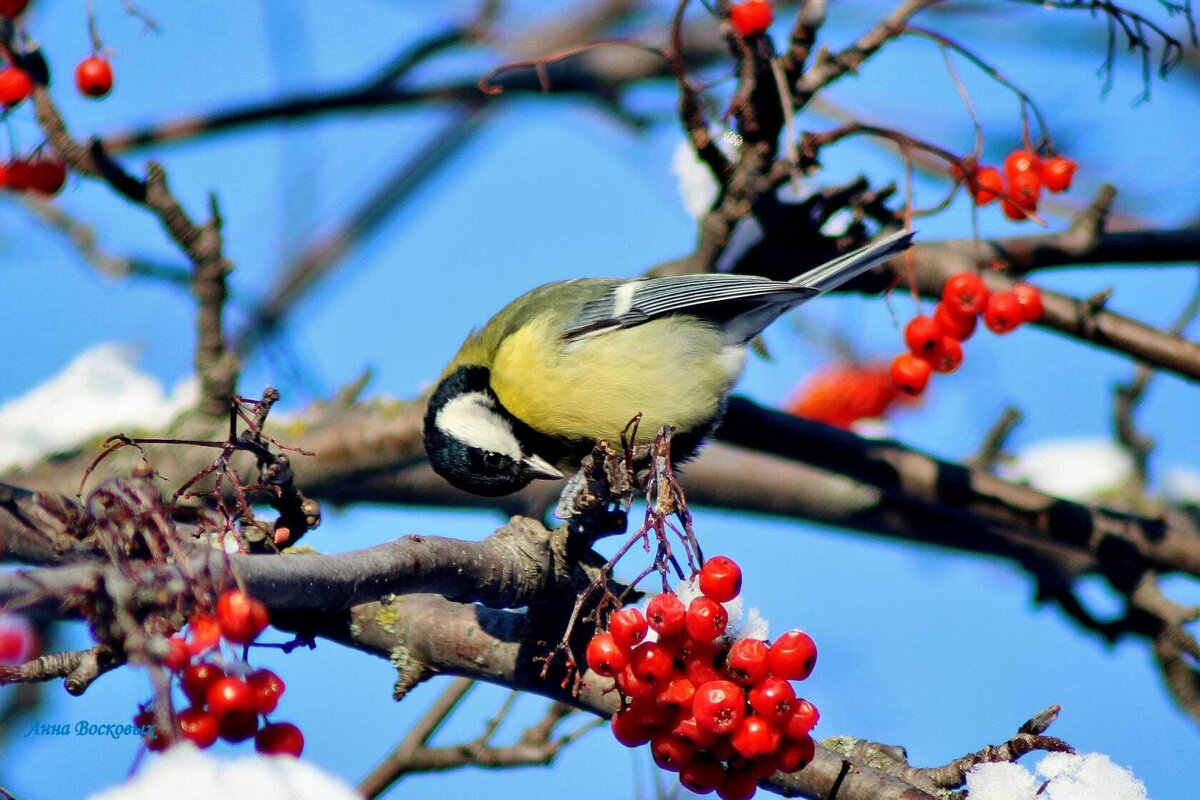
left=423, top=366, right=563, bottom=497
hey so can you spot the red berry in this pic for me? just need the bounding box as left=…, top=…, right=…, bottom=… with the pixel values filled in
left=163, top=635, right=190, bottom=672
left=650, top=732, right=697, bottom=773
left=786, top=363, right=897, bottom=428
left=218, top=709, right=260, bottom=743
left=699, top=556, right=743, bottom=602
left=1009, top=170, right=1042, bottom=211
left=903, top=315, right=941, bottom=357
left=585, top=632, right=628, bottom=677
left=693, top=680, right=746, bottom=735
left=1011, top=283, right=1044, bottom=322
left=732, top=716, right=780, bottom=759
left=75, top=56, right=114, bottom=98
left=0, top=0, right=29, bottom=18
left=187, top=612, right=222, bottom=656
left=216, top=589, right=270, bottom=645
left=775, top=734, right=816, bottom=772
left=709, top=736, right=739, bottom=763
left=941, top=273, right=990, bottom=318
left=206, top=676, right=256, bottom=720
left=5, top=159, right=32, bottom=191
left=646, top=593, right=687, bottom=637
left=767, top=630, right=817, bottom=681
left=609, top=607, right=648, bottom=651
left=29, top=158, right=67, bottom=195
left=924, top=336, right=963, bottom=374
left=1002, top=198, right=1030, bottom=221
left=934, top=302, right=976, bottom=341
left=725, top=638, right=770, bottom=686
left=983, top=291, right=1023, bottom=334
left=1003, top=149, right=1041, bottom=183
left=133, top=708, right=165, bottom=751
left=686, top=596, right=728, bottom=642
left=627, top=692, right=677, bottom=730
left=629, top=641, right=674, bottom=684
left=178, top=707, right=219, bottom=749
left=1040, top=156, right=1077, bottom=193
left=672, top=714, right=719, bottom=748
left=611, top=708, right=654, bottom=747
left=889, top=353, right=932, bottom=396
left=255, top=721, right=304, bottom=757
left=730, top=0, right=773, bottom=37
left=656, top=674, right=697, bottom=709
left=748, top=677, right=797, bottom=725
left=0, top=614, right=34, bottom=663
left=180, top=662, right=224, bottom=706
left=615, top=665, right=655, bottom=701
left=683, top=644, right=722, bottom=687
left=680, top=756, right=726, bottom=794
left=0, top=66, right=32, bottom=107
left=972, top=166, right=1003, bottom=205
left=718, top=769, right=759, bottom=800
left=246, top=668, right=286, bottom=714
left=784, top=698, right=820, bottom=738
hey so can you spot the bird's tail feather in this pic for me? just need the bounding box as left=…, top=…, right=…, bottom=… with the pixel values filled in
left=789, top=229, right=914, bottom=294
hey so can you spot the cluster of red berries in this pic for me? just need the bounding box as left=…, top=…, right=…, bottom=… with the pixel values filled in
left=959, top=149, right=1077, bottom=221
left=786, top=362, right=912, bottom=429
left=2, top=155, right=67, bottom=195
left=890, top=273, right=1044, bottom=395
left=586, top=557, right=819, bottom=800
left=137, top=589, right=303, bottom=757
left=730, top=0, right=773, bottom=37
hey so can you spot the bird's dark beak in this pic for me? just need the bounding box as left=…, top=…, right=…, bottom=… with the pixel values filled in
left=522, top=454, right=564, bottom=481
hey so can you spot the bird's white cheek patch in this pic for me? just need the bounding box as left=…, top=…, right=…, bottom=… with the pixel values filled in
left=436, top=392, right=523, bottom=458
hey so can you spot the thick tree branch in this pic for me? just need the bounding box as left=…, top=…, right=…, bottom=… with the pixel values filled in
left=0, top=516, right=567, bottom=614
left=303, top=592, right=1074, bottom=800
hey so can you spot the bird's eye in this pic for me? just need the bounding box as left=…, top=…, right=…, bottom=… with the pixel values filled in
left=481, top=451, right=504, bottom=468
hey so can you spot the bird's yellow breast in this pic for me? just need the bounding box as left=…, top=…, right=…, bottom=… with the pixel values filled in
left=489, top=314, right=742, bottom=449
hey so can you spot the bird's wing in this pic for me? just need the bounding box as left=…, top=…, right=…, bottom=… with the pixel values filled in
left=562, top=229, right=913, bottom=340
left=562, top=274, right=814, bottom=339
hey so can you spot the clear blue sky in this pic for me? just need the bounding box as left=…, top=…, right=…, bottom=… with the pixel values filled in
left=2, top=2, right=1198, bottom=798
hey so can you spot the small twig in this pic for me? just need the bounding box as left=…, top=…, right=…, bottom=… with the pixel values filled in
left=1112, top=272, right=1200, bottom=494
left=905, top=25, right=1051, bottom=151
left=359, top=677, right=476, bottom=798
left=121, top=0, right=161, bottom=33
left=793, top=0, right=941, bottom=109
left=970, top=406, right=1024, bottom=471
left=918, top=706, right=1075, bottom=789
left=779, top=0, right=828, bottom=81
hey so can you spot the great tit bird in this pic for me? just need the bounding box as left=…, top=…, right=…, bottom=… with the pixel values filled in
left=424, top=229, right=913, bottom=496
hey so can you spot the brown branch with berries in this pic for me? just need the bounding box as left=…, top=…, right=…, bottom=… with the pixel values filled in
left=302, top=588, right=1073, bottom=800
